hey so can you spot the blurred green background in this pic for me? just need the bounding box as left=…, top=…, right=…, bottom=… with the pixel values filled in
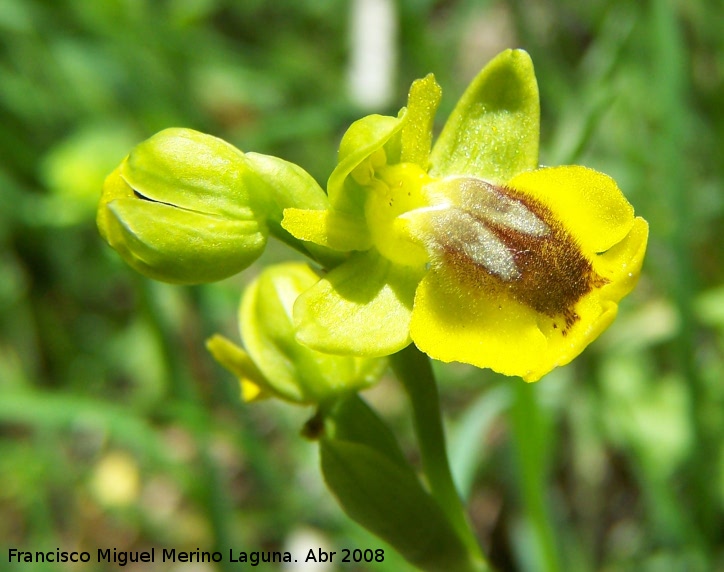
left=0, top=0, right=722, bottom=571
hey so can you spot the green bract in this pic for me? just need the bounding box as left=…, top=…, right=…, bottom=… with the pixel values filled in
left=207, top=262, right=386, bottom=405
left=319, top=394, right=480, bottom=572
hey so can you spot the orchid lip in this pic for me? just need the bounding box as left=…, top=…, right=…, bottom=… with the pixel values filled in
left=411, top=176, right=609, bottom=331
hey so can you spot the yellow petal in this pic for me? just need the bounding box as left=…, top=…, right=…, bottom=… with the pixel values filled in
left=240, top=379, right=265, bottom=402
left=410, top=216, right=649, bottom=382
left=400, top=73, right=442, bottom=167
left=508, top=166, right=635, bottom=255
left=594, top=217, right=649, bottom=300
left=282, top=208, right=372, bottom=251
left=409, top=269, right=548, bottom=380
left=531, top=296, right=618, bottom=381
left=205, top=334, right=272, bottom=402
left=532, top=223, right=647, bottom=378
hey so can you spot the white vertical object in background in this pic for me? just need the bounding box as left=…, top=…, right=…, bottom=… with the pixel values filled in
left=282, top=527, right=336, bottom=571
left=348, top=0, right=397, bottom=109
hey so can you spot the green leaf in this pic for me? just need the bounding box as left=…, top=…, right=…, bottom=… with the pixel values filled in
left=324, top=394, right=408, bottom=468
left=449, top=386, right=513, bottom=501
left=430, top=49, right=540, bottom=182
left=320, top=438, right=476, bottom=572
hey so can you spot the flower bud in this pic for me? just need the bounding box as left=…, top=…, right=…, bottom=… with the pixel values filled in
left=208, top=262, right=386, bottom=405
left=98, top=128, right=268, bottom=284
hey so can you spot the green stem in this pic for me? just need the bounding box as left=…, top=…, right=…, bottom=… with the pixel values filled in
left=391, top=345, right=490, bottom=572
left=651, top=0, right=714, bottom=546
left=135, top=276, right=196, bottom=402
left=509, top=381, right=561, bottom=572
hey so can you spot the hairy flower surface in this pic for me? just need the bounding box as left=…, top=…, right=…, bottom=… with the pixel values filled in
left=282, top=50, right=648, bottom=381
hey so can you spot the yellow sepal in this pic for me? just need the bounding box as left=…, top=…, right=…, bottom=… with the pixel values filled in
left=282, top=208, right=372, bottom=252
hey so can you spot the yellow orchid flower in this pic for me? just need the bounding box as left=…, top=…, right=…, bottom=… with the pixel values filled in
left=282, top=49, right=648, bottom=382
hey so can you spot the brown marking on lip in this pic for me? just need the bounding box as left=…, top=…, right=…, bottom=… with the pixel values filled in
left=431, top=180, right=607, bottom=332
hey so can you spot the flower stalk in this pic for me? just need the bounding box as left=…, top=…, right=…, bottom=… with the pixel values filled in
left=392, top=345, right=490, bottom=572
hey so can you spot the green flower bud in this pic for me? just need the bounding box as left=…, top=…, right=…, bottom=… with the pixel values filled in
left=207, top=262, right=386, bottom=405
left=97, top=128, right=268, bottom=284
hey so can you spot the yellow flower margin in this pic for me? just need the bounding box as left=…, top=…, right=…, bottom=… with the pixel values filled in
left=410, top=166, right=648, bottom=381
left=282, top=50, right=648, bottom=382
